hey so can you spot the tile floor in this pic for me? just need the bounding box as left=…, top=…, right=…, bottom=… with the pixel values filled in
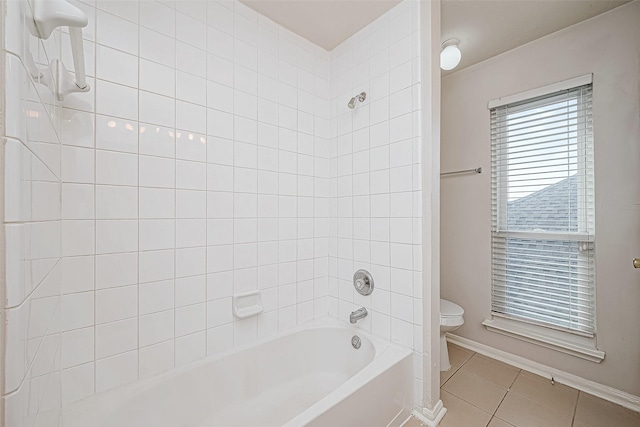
left=404, top=343, right=640, bottom=427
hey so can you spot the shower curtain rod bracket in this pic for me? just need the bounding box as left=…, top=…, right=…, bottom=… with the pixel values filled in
left=32, top=0, right=90, bottom=100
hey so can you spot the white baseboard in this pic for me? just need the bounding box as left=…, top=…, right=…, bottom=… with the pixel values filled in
left=447, top=333, right=640, bottom=413
left=411, top=400, right=447, bottom=427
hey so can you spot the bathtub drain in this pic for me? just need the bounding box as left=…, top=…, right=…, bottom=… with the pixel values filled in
left=351, top=335, right=361, bottom=349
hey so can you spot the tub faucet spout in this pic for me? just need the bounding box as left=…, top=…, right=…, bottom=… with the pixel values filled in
left=350, top=307, right=368, bottom=324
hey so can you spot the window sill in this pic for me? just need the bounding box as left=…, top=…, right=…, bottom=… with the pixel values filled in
left=482, top=317, right=605, bottom=363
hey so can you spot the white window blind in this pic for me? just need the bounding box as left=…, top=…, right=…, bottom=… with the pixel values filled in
left=490, top=83, right=595, bottom=336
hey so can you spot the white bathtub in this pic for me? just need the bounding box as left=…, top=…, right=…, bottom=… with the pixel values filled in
left=62, top=318, right=413, bottom=427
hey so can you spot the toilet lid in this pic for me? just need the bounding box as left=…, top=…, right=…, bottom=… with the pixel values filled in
left=441, top=299, right=464, bottom=317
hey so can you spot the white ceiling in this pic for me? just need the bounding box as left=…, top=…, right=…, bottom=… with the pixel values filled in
left=240, top=0, right=402, bottom=50
left=240, top=0, right=629, bottom=70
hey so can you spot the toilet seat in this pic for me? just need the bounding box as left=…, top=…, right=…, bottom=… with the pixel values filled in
left=440, top=299, right=464, bottom=318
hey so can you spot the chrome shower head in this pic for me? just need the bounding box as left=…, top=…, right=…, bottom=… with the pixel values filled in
left=347, top=92, right=366, bottom=109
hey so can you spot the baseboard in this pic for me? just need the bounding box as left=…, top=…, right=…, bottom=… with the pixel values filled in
left=447, top=333, right=640, bottom=413
left=411, top=400, right=447, bottom=426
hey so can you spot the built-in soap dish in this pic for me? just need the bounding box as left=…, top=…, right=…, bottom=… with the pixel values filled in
left=232, top=290, right=263, bottom=319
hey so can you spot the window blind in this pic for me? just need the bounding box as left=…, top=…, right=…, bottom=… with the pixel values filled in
left=490, top=83, right=595, bottom=336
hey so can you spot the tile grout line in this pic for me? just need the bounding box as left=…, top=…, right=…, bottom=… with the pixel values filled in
left=571, top=391, right=581, bottom=427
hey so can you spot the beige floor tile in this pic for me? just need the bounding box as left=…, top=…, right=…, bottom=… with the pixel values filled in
left=442, top=369, right=508, bottom=414
left=440, top=390, right=493, bottom=427
left=459, top=354, right=520, bottom=389
left=495, top=392, right=572, bottom=427
left=509, top=371, right=578, bottom=417
left=402, top=416, right=425, bottom=427
left=574, top=392, right=640, bottom=427
left=448, top=343, right=475, bottom=367
left=488, top=417, right=515, bottom=427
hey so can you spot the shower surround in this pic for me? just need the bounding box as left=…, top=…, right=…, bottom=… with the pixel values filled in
left=1, top=0, right=427, bottom=425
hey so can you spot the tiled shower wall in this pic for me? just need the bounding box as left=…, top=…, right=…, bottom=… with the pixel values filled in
left=3, top=0, right=66, bottom=425
left=327, top=0, right=425, bottom=405
left=4, top=0, right=332, bottom=418
left=58, top=0, right=332, bottom=405
left=2, top=0, right=426, bottom=423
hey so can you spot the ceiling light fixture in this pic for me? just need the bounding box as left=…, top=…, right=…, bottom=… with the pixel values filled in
left=440, top=39, right=461, bottom=71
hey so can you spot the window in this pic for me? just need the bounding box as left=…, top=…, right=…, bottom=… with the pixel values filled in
left=490, top=78, right=595, bottom=337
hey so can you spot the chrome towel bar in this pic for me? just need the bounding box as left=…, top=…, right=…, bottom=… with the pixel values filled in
left=441, top=167, right=482, bottom=177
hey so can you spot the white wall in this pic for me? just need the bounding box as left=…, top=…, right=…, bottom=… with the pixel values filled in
left=327, top=0, right=425, bottom=405
left=441, top=1, right=640, bottom=396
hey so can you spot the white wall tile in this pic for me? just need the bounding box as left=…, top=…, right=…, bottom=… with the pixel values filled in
left=177, top=190, right=206, bottom=218
left=139, top=250, right=174, bottom=283
left=176, top=247, right=206, bottom=278
left=140, top=188, right=175, bottom=219
left=139, top=124, right=175, bottom=158
left=175, top=275, right=206, bottom=307
left=62, top=363, right=95, bottom=405
left=139, top=340, right=174, bottom=378
left=176, top=219, right=206, bottom=248
left=172, top=133, right=206, bottom=165
left=62, top=256, right=94, bottom=294
left=140, top=27, right=175, bottom=66
left=95, top=318, right=138, bottom=359
left=96, top=45, right=138, bottom=87
left=178, top=41, right=207, bottom=78
left=96, top=10, right=138, bottom=55
left=176, top=160, right=206, bottom=190
left=95, top=351, right=138, bottom=393
left=96, top=185, right=138, bottom=219
left=95, top=252, right=138, bottom=290
left=62, top=146, right=94, bottom=183
left=175, top=331, right=206, bottom=366
left=96, top=79, right=138, bottom=120
left=62, top=292, right=94, bottom=331
left=95, top=115, right=138, bottom=154
left=96, top=285, right=138, bottom=324
left=62, top=184, right=94, bottom=219
left=207, top=323, right=233, bottom=355
left=139, top=219, right=175, bottom=251
left=62, top=327, right=95, bottom=369
left=139, top=310, right=174, bottom=347
left=96, top=150, right=138, bottom=186
left=139, top=155, right=175, bottom=188
left=175, top=304, right=206, bottom=337
left=139, top=280, right=174, bottom=315
left=62, top=220, right=95, bottom=256
left=139, top=91, right=175, bottom=127
left=139, top=59, right=175, bottom=97
left=96, top=220, right=138, bottom=254
left=140, top=1, right=176, bottom=37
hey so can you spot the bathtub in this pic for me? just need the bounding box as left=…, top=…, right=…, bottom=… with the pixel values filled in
left=62, top=317, right=413, bottom=427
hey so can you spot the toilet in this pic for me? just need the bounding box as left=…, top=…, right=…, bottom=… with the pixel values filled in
left=440, top=299, right=464, bottom=371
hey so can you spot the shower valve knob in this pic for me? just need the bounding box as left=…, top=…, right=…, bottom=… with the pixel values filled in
left=353, top=269, right=374, bottom=296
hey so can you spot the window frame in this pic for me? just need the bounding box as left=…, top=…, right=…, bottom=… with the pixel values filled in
left=484, top=75, right=602, bottom=360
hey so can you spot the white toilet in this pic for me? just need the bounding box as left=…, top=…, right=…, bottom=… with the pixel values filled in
left=440, top=299, right=464, bottom=371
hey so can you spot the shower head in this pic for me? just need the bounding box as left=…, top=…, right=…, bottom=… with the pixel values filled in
left=347, top=92, right=366, bottom=109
